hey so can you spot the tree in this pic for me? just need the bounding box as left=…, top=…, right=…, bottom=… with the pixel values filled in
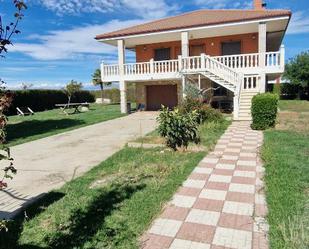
left=0, top=0, right=27, bottom=55
left=283, top=51, right=309, bottom=100
left=0, top=0, right=27, bottom=231
left=20, top=82, right=33, bottom=90
left=63, top=80, right=83, bottom=105
left=92, top=68, right=111, bottom=104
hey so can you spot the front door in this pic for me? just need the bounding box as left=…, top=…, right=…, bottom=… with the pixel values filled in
left=146, top=85, right=178, bottom=111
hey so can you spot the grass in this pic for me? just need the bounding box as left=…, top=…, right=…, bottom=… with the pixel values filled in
left=6, top=104, right=125, bottom=146
left=0, top=120, right=229, bottom=249
left=262, top=100, right=309, bottom=249
left=135, top=119, right=231, bottom=149
left=278, top=100, right=309, bottom=112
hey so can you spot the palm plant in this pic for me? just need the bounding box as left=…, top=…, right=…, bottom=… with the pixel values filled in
left=92, top=69, right=111, bottom=104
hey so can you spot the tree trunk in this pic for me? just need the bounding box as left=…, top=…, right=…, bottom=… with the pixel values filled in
left=100, top=83, right=104, bottom=105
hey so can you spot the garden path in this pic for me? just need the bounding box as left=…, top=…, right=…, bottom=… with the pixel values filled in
left=142, top=122, right=269, bottom=249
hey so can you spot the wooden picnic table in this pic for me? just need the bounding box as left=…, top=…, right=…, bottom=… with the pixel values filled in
left=55, top=102, right=90, bottom=115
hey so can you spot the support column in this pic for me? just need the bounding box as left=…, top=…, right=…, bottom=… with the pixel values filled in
left=233, top=94, right=239, bottom=120
left=259, top=73, right=266, bottom=93
left=181, top=31, right=189, bottom=57
left=182, top=76, right=186, bottom=99
left=118, top=39, right=127, bottom=113
left=258, top=22, right=267, bottom=93
left=280, top=44, right=285, bottom=70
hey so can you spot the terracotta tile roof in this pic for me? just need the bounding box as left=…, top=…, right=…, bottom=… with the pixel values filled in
left=95, top=9, right=291, bottom=40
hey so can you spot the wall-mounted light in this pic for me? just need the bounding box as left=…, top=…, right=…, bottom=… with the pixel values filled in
left=211, top=42, right=214, bottom=46
left=143, top=45, right=147, bottom=51
left=252, top=35, right=256, bottom=40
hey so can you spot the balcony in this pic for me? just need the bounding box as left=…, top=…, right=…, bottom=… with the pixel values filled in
left=101, top=47, right=285, bottom=83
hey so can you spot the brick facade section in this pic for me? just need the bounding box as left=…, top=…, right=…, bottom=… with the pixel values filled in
left=136, top=33, right=258, bottom=62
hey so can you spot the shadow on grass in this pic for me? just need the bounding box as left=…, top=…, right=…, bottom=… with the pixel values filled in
left=6, top=119, right=86, bottom=142
left=1, top=181, right=145, bottom=249
left=0, top=191, right=65, bottom=249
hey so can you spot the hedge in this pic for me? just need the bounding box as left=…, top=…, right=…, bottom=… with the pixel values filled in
left=91, top=86, right=136, bottom=103
left=7, top=90, right=95, bottom=116
left=251, top=93, right=279, bottom=130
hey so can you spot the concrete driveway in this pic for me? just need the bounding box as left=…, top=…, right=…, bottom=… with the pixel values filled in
left=0, top=112, right=157, bottom=219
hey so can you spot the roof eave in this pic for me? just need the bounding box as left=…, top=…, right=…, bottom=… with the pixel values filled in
left=95, top=12, right=291, bottom=41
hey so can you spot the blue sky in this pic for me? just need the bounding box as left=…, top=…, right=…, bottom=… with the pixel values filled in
left=0, top=0, right=308, bottom=90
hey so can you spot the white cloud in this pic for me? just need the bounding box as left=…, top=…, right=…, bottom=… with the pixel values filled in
left=287, top=11, right=309, bottom=35
left=194, top=0, right=252, bottom=9
left=10, top=19, right=143, bottom=60
left=33, top=0, right=177, bottom=19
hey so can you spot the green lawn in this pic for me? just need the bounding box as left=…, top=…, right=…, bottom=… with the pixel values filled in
left=278, top=100, right=309, bottom=112
left=135, top=120, right=231, bottom=149
left=262, top=100, right=309, bottom=249
left=6, top=104, right=125, bottom=146
left=0, top=120, right=229, bottom=249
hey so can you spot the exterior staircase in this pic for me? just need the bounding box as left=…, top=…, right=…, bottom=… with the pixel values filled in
left=238, top=91, right=259, bottom=120
left=180, top=55, right=261, bottom=121
left=199, top=72, right=236, bottom=93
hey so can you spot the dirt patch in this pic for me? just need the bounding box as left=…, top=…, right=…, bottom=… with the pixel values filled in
left=89, top=173, right=122, bottom=189
left=276, top=111, right=309, bottom=133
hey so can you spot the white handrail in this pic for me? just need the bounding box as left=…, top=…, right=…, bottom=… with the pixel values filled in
left=203, top=54, right=241, bottom=86
left=100, top=49, right=284, bottom=81
left=213, top=51, right=283, bottom=69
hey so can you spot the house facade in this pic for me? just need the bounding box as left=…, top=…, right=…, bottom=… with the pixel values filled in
left=95, top=0, right=291, bottom=120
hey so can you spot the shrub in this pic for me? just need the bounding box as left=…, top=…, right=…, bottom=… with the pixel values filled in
left=7, top=90, right=95, bottom=116
left=179, top=97, right=223, bottom=123
left=157, top=107, right=200, bottom=150
left=178, top=97, right=203, bottom=113
left=251, top=93, right=279, bottom=130
left=198, top=105, right=223, bottom=123
left=273, top=83, right=281, bottom=96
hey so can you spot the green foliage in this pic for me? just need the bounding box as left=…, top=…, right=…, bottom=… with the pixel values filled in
left=197, top=104, right=223, bottom=123
left=7, top=89, right=95, bottom=116
left=251, top=93, right=279, bottom=130
left=184, top=82, right=200, bottom=99
left=63, top=80, right=83, bottom=104
left=273, top=83, right=281, bottom=96
left=178, top=97, right=223, bottom=123
left=157, top=107, right=200, bottom=150
left=284, top=51, right=309, bottom=88
left=178, top=97, right=203, bottom=114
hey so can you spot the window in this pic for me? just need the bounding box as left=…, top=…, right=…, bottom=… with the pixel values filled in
left=190, top=45, right=205, bottom=56
left=154, top=48, right=171, bottom=61
left=221, top=41, right=241, bottom=56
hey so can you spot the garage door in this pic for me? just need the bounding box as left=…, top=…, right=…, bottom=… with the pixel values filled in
left=146, top=85, right=178, bottom=111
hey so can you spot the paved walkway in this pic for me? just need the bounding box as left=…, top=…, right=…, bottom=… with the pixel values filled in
left=142, top=122, right=268, bottom=249
left=0, top=112, right=157, bottom=219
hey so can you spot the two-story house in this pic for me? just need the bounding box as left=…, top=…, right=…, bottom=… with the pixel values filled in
left=95, top=0, right=291, bottom=120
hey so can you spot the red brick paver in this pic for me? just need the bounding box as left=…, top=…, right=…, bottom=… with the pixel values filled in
left=141, top=122, right=268, bottom=249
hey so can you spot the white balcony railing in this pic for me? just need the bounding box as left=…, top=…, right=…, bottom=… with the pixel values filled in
left=101, top=46, right=285, bottom=82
